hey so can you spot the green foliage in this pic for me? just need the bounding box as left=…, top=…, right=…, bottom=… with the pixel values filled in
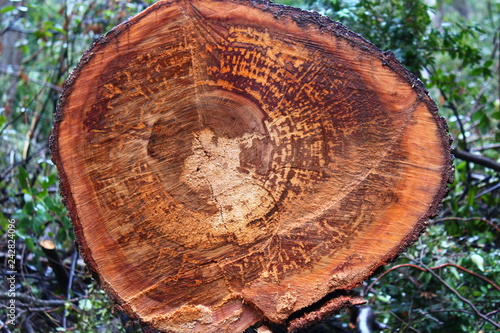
left=362, top=223, right=500, bottom=332
left=61, top=285, right=138, bottom=333
left=1, top=0, right=499, bottom=332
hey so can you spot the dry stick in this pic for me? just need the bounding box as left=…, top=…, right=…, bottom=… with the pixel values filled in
left=25, top=307, right=58, bottom=313
left=62, top=249, right=78, bottom=330
left=22, top=82, right=55, bottom=162
left=0, top=293, right=68, bottom=307
left=0, top=319, right=12, bottom=333
left=22, top=103, right=42, bottom=161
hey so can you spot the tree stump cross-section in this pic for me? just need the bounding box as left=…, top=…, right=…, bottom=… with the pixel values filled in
left=50, top=0, right=453, bottom=332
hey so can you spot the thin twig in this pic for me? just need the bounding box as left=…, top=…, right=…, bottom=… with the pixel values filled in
left=366, top=255, right=500, bottom=330
left=21, top=315, right=35, bottom=333
left=0, top=144, right=48, bottom=182
left=25, top=307, right=58, bottom=312
left=467, top=60, right=500, bottom=121
left=426, top=309, right=475, bottom=316
left=364, top=263, right=423, bottom=294
left=486, top=309, right=500, bottom=317
left=365, top=262, right=500, bottom=295
left=475, top=182, right=500, bottom=198
left=431, top=263, right=500, bottom=292
left=417, top=261, right=500, bottom=329
left=0, top=292, right=72, bottom=307
left=388, top=310, right=421, bottom=333
left=0, top=68, right=63, bottom=93
left=0, top=294, right=63, bottom=307
left=62, top=249, right=79, bottom=329
left=0, top=319, right=12, bottom=333
left=22, top=92, right=44, bottom=161
left=434, top=217, right=500, bottom=233
left=441, top=91, right=469, bottom=151
left=471, top=143, right=500, bottom=151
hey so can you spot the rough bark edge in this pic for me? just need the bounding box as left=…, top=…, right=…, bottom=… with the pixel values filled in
left=49, top=0, right=454, bottom=331
left=287, top=294, right=365, bottom=333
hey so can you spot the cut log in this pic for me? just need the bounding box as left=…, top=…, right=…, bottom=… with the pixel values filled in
left=50, top=0, right=453, bottom=332
left=39, top=239, right=69, bottom=291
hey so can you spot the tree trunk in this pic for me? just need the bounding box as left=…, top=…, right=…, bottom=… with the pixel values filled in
left=50, top=0, right=453, bottom=332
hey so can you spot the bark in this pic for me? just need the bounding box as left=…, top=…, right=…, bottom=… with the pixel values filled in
left=50, top=0, right=453, bottom=332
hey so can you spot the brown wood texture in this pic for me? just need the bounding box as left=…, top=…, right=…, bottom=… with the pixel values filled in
left=50, top=0, right=453, bottom=331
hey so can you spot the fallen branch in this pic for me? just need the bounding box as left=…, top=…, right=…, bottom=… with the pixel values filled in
left=452, top=148, right=500, bottom=173
left=0, top=292, right=71, bottom=307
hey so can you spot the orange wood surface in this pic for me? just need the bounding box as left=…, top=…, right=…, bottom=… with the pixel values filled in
left=51, top=0, right=452, bottom=331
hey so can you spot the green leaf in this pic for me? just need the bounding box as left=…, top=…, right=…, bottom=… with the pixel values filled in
left=79, top=299, right=93, bottom=311
left=449, top=266, right=460, bottom=280
left=0, top=115, right=6, bottom=128
left=470, top=253, right=484, bottom=272
left=43, top=196, right=57, bottom=212
left=17, top=166, right=31, bottom=192
left=0, top=5, right=16, bottom=14
left=25, top=237, right=35, bottom=252
left=376, top=294, right=392, bottom=304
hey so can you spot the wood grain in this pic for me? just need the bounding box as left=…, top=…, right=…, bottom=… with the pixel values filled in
left=50, top=0, right=453, bottom=331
